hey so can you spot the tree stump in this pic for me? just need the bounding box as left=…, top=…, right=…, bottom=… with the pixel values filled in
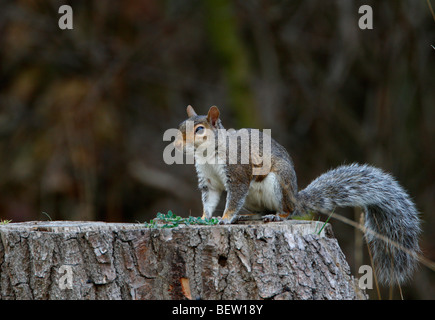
left=0, top=220, right=366, bottom=300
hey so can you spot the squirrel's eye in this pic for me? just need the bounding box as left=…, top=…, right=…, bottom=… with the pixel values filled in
left=195, top=126, right=205, bottom=134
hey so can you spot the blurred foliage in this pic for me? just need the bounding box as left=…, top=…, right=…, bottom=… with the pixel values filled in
left=0, top=0, right=435, bottom=298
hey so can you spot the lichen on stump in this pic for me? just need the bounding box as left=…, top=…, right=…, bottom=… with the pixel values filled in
left=0, top=220, right=366, bottom=300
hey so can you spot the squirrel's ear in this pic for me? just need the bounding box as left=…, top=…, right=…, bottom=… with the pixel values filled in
left=186, top=105, right=197, bottom=117
left=207, top=106, right=220, bottom=127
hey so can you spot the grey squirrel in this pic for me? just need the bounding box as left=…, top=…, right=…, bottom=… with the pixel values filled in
left=174, top=105, right=421, bottom=285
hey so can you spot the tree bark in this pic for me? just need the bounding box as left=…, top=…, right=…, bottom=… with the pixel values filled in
left=0, top=220, right=366, bottom=300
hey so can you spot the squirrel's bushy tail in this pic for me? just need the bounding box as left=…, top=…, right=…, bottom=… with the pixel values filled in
left=297, top=163, right=421, bottom=285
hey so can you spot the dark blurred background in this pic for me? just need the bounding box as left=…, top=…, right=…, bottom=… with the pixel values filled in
left=0, top=0, right=434, bottom=299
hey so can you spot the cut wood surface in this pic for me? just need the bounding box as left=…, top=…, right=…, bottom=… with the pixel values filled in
left=0, top=220, right=366, bottom=300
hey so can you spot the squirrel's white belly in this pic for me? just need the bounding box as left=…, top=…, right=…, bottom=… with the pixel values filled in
left=244, top=173, right=281, bottom=212
left=195, top=163, right=227, bottom=190
left=196, top=163, right=281, bottom=213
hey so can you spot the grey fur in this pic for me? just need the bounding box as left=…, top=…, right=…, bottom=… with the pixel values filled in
left=298, top=164, right=421, bottom=285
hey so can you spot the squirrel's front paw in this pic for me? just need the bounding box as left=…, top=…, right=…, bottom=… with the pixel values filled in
left=217, top=217, right=231, bottom=225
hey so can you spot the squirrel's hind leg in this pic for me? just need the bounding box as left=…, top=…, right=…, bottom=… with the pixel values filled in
left=263, top=212, right=291, bottom=222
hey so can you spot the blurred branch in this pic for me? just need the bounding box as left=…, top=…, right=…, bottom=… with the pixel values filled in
left=427, top=0, right=435, bottom=22
left=128, top=161, right=197, bottom=203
